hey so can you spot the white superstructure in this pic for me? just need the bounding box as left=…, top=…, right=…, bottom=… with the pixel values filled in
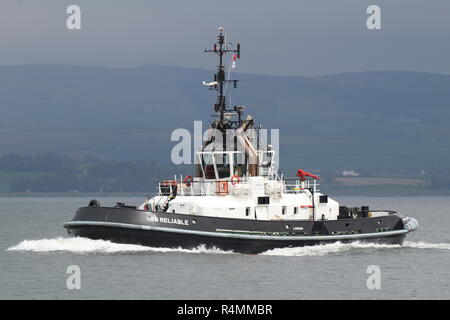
left=142, top=148, right=341, bottom=221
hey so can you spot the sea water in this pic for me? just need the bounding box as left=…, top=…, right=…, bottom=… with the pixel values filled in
left=1, top=196, right=449, bottom=299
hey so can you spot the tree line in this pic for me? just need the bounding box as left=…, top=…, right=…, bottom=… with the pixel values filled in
left=1, top=153, right=187, bottom=192
left=1, top=153, right=449, bottom=193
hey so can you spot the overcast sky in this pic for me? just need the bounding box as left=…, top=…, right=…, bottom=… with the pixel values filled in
left=0, top=0, right=449, bottom=76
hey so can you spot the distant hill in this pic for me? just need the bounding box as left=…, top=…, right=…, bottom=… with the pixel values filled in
left=1, top=65, right=450, bottom=176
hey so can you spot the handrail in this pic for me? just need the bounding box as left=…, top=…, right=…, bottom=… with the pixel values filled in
left=155, top=176, right=320, bottom=196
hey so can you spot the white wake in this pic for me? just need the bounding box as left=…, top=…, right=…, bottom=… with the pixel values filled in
left=6, top=238, right=450, bottom=256
left=6, top=237, right=233, bottom=255
left=260, top=241, right=450, bottom=256
left=402, top=241, right=450, bottom=250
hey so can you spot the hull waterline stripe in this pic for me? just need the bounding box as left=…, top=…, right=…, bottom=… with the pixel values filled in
left=63, top=221, right=409, bottom=241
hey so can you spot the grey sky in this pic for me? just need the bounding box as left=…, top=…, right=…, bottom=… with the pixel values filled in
left=0, top=0, right=449, bottom=76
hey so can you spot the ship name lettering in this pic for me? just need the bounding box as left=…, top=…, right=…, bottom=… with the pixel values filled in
left=159, top=217, right=189, bottom=226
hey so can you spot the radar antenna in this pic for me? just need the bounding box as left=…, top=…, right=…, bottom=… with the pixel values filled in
left=204, top=26, right=241, bottom=128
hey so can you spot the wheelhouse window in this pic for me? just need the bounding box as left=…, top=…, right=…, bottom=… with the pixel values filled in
left=233, top=152, right=247, bottom=177
left=202, top=153, right=216, bottom=179
left=201, top=152, right=232, bottom=180
left=260, top=151, right=274, bottom=176
left=261, top=151, right=273, bottom=167
left=215, top=153, right=230, bottom=179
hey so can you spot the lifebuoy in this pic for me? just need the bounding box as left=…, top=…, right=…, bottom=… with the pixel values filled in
left=183, top=175, right=193, bottom=187
left=231, top=174, right=240, bottom=185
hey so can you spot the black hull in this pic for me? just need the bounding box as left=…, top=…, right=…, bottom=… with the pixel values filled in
left=67, top=224, right=406, bottom=254
left=64, top=207, right=410, bottom=254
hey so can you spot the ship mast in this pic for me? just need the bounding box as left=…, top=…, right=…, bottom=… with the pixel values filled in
left=204, top=26, right=241, bottom=128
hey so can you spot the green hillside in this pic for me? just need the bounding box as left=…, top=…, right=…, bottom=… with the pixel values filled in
left=1, top=65, right=450, bottom=193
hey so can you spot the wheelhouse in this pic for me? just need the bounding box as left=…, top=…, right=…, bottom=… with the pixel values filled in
left=196, top=149, right=276, bottom=181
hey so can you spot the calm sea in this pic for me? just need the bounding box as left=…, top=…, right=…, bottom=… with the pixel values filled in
left=0, top=196, right=449, bottom=299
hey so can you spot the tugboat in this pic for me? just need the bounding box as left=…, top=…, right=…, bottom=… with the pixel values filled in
left=64, top=27, right=418, bottom=254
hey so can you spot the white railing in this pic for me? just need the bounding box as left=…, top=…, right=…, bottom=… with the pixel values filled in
left=156, top=176, right=320, bottom=197
left=283, top=179, right=319, bottom=193
left=158, top=179, right=231, bottom=197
